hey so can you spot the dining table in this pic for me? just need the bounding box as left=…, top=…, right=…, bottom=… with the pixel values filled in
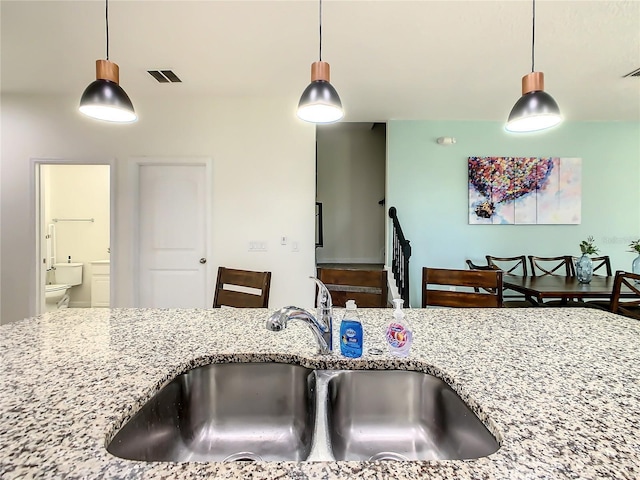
left=502, top=275, right=629, bottom=306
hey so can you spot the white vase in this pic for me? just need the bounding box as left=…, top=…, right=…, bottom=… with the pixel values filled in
left=632, top=254, right=640, bottom=283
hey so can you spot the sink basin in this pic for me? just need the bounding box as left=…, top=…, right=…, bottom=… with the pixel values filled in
left=325, top=370, right=499, bottom=461
left=108, top=364, right=498, bottom=463
left=107, top=362, right=316, bottom=462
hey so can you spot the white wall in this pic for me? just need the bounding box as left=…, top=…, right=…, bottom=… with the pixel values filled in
left=1, top=93, right=317, bottom=323
left=387, top=120, right=640, bottom=307
left=316, top=123, right=386, bottom=264
left=0, top=5, right=2, bottom=321
left=43, top=164, right=110, bottom=307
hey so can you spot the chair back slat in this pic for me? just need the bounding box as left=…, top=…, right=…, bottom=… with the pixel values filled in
left=425, top=290, right=503, bottom=308
left=422, top=267, right=503, bottom=308
left=213, top=267, right=271, bottom=308
left=528, top=256, right=574, bottom=276
left=215, top=289, right=269, bottom=308
left=465, top=260, right=498, bottom=271
left=486, top=255, right=528, bottom=276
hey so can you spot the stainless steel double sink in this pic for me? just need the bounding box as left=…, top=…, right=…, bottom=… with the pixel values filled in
left=107, top=362, right=499, bottom=463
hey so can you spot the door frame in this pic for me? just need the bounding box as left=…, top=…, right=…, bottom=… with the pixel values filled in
left=315, top=122, right=387, bottom=265
left=130, top=157, right=214, bottom=307
left=30, top=157, right=117, bottom=316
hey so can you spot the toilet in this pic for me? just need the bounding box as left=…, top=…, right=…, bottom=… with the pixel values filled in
left=45, top=284, right=72, bottom=311
left=45, top=263, right=83, bottom=312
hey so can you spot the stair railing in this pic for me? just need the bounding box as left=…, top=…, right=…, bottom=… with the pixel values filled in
left=388, top=207, right=411, bottom=306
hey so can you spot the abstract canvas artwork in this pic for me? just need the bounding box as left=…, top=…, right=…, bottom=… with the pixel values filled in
left=468, top=157, right=581, bottom=224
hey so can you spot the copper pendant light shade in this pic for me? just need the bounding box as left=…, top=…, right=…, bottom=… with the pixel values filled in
left=79, top=0, right=137, bottom=123
left=80, top=60, right=137, bottom=123
left=298, top=61, right=343, bottom=124
left=297, top=0, right=344, bottom=124
left=506, top=0, right=561, bottom=133
left=95, top=59, right=120, bottom=84
left=310, top=61, right=331, bottom=82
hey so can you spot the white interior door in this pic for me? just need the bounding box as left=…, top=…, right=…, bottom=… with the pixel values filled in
left=137, top=161, right=211, bottom=308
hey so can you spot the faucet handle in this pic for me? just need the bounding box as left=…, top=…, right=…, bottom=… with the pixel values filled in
left=310, top=277, right=332, bottom=312
left=310, top=277, right=331, bottom=309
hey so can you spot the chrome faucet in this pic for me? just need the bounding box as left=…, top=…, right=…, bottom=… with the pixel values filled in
left=266, top=277, right=333, bottom=355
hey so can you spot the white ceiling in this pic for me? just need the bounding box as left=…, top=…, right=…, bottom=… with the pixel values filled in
left=2, top=0, right=639, bottom=123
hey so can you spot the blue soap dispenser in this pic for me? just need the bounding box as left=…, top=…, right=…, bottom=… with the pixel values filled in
left=340, top=300, right=363, bottom=358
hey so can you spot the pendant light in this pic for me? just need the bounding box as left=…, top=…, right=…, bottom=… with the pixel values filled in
left=297, top=0, right=344, bottom=124
left=506, top=0, right=561, bottom=133
left=79, top=0, right=137, bottom=123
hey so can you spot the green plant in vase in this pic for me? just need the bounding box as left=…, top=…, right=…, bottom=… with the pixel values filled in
left=577, top=236, right=598, bottom=283
left=579, top=236, right=599, bottom=256
left=628, top=239, right=640, bottom=282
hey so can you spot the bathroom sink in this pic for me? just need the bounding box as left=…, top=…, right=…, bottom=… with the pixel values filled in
left=107, top=362, right=316, bottom=462
left=325, top=370, right=499, bottom=461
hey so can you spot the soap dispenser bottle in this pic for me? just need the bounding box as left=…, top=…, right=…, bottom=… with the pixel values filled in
left=386, top=298, right=413, bottom=357
left=340, top=300, right=363, bottom=358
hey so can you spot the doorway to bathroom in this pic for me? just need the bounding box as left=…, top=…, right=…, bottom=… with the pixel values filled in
left=34, top=161, right=114, bottom=315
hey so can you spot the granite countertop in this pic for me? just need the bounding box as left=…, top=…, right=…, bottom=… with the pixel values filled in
left=1, top=307, right=639, bottom=479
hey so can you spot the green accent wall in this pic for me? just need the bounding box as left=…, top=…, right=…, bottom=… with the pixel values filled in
left=387, top=121, right=640, bottom=307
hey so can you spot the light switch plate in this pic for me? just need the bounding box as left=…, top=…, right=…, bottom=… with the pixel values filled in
left=249, top=241, right=268, bottom=252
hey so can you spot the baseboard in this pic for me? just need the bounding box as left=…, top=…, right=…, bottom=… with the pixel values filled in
left=69, top=301, right=91, bottom=308
left=317, top=257, right=383, bottom=264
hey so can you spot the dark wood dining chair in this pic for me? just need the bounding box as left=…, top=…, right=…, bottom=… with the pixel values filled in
left=593, top=256, right=613, bottom=276
left=465, top=259, right=497, bottom=272
left=609, top=270, right=640, bottom=320
left=317, top=267, right=388, bottom=307
left=212, top=267, right=272, bottom=308
left=466, top=260, right=535, bottom=307
left=486, top=255, right=528, bottom=276
left=528, top=255, right=583, bottom=306
left=571, top=255, right=612, bottom=277
left=422, top=267, right=503, bottom=308
left=528, top=256, right=575, bottom=277
left=574, top=256, right=613, bottom=309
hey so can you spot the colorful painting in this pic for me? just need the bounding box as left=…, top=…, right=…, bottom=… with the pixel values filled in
left=468, top=157, right=581, bottom=224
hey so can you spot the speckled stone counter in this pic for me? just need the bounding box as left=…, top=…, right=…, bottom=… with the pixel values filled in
left=1, top=307, right=639, bottom=479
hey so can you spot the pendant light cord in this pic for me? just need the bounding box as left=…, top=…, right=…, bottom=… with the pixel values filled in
left=105, top=0, right=110, bottom=60
left=318, top=0, right=323, bottom=61
left=531, top=0, right=535, bottom=72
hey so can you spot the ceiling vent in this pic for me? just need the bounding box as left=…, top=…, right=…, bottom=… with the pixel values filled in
left=147, top=70, right=182, bottom=83
left=623, top=67, right=640, bottom=78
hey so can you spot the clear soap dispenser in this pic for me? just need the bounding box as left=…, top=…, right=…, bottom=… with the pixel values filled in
left=386, top=298, right=412, bottom=357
